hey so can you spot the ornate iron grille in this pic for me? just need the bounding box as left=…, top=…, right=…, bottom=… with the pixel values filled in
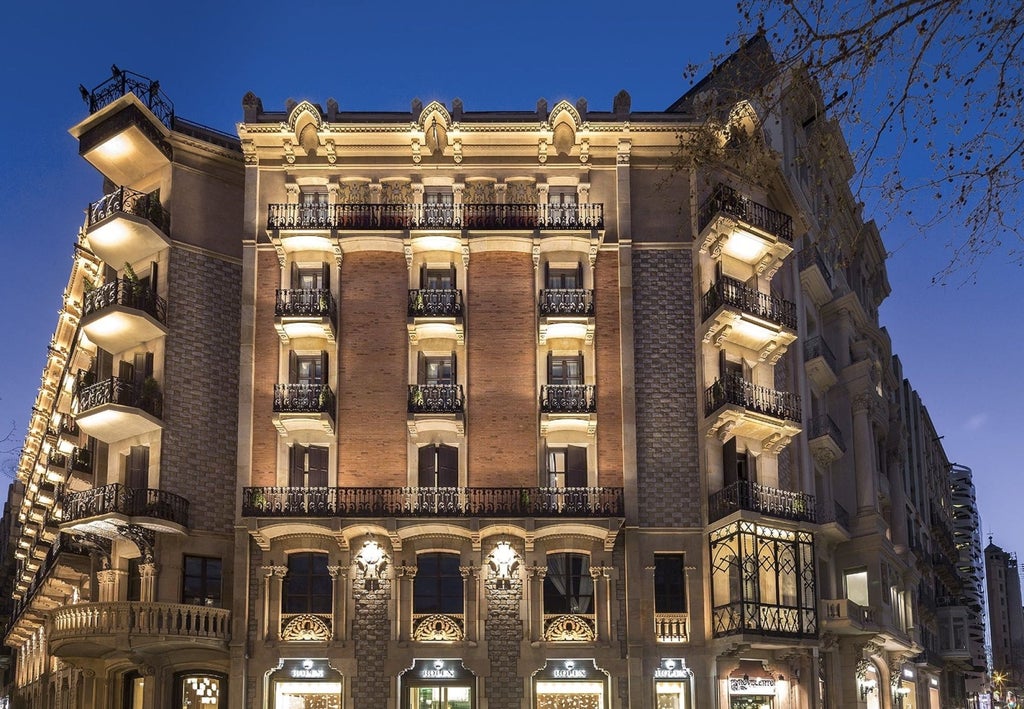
left=697, top=183, right=793, bottom=241
left=273, top=383, right=335, bottom=416
left=87, top=185, right=170, bottom=234
left=808, top=415, right=846, bottom=451
left=83, top=278, right=167, bottom=323
left=275, top=289, right=336, bottom=322
left=708, top=480, right=817, bottom=524
left=77, top=376, right=162, bottom=418
left=701, top=276, right=796, bottom=329
left=62, top=483, right=189, bottom=527
left=82, top=67, right=175, bottom=129
left=408, top=384, right=464, bottom=414
left=704, top=372, right=801, bottom=422
left=408, top=289, right=463, bottom=317
left=539, top=289, right=595, bottom=315
left=803, top=335, right=838, bottom=371
left=799, top=244, right=833, bottom=289
left=540, top=384, right=596, bottom=413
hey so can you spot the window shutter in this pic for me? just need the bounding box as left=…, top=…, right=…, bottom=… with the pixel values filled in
left=544, top=261, right=551, bottom=289
left=448, top=263, right=456, bottom=288
left=289, top=445, right=306, bottom=487
left=119, top=358, right=135, bottom=383
left=418, top=445, right=436, bottom=487
left=288, top=350, right=298, bottom=384
left=321, top=262, right=330, bottom=290
left=419, top=263, right=426, bottom=289
left=417, top=351, right=426, bottom=384
left=451, top=352, right=457, bottom=383
left=718, top=350, right=727, bottom=380
left=722, top=437, right=738, bottom=486
left=748, top=452, right=758, bottom=483
left=547, top=351, right=553, bottom=382
left=437, top=444, right=459, bottom=487
left=133, top=352, right=147, bottom=389
left=290, top=262, right=299, bottom=288
left=575, top=262, right=583, bottom=288
left=149, top=261, right=159, bottom=293
left=127, top=446, right=149, bottom=489
left=143, top=351, right=154, bottom=379
left=320, top=350, right=329, bottom=386
left=566, top=445, right=588, bottom=487
left=307, top=446, right=329, bottom=487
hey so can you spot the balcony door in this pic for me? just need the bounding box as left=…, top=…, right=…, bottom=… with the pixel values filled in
left=545, top=263, right=582, bottom=289
left=548, top=353, right=583, bottom=386
left=290, top=351, right=327, bottom=386
left=546, top=446, right=587, bottom=488
left=418, top=444, right=459, bottom=513
left=424, top=190, right=454, bottom=227
left=291, top=262, right=330, bottom=290
left=723, top=437, right=757, bottom=486
left=289, top=444, right=329, bottom=513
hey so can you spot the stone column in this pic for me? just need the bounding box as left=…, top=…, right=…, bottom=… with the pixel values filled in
left=526, top=564, right=547, bottom=641
left=97, top=569, right=119, bottom=602
left=591, top=565, right=612, bottom=642
left=328, top=564, right=347, bottom=642
left=262, top=564, right=287, bottom=640
left=138, top=562, right=158, bottom=602
left=460, top=565, right=478, bottom=643
left=395, top=564, right=416, bottom=642
left=851, top=394, right=877, bottom=514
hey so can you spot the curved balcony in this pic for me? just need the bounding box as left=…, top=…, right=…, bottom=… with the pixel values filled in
left=708, top=480, right=816, bottom=524
left=272, top=383, right=335, bottom=435
left=538, top=289, right=595, bottom=345
left=274, top=289, right=337, bottom=342
left=697, top=183, right=793, bottom=267
left=76, top=376, right=162, bottom=443
left=72, top=68, right=173, bottom=186
left=84, top=186, right=171, bottom=266
left=49, top=601, right=229, bottom=658
left=242, top=486, right=624, bottom=518
left=407, top=289, right=464, bottom=344
left=703, top=373, right=801, bottom=442
left=81, top=279, right=167, bottom=353
left=61, top=483, right=189, bottom=536
left=803, top=336, right=838, bottom=392
left=700, top=277, right=796, bottom=358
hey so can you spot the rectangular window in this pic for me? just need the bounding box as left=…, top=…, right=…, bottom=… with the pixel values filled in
left=654, top=554, right=687, bottom=614
left=413, top=552, right=464, bottom=615
left=844, top=568, right=869, bottom=606
left=283, top=552, right=332, bottom=615
left=289, top=351, right=328, bottom=386
left=420, top=354, right=455, bottom=386
left=183, top=555, right=222, bottom=607
left=543, top=552, right=594, bottom=615
left=289, top=444, right=329, bottom=487
left=548, top=354, right=583, bottom=386
left=546, top=445, right=587, bottom=488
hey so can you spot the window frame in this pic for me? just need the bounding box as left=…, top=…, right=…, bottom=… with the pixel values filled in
left=282, top=552, right=333, bottom=615
left=413, top=552, right=464, bottom=616
left=182, top=555, right=223, bottom=607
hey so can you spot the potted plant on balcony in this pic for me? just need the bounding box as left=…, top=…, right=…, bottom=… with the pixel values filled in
left=138, top=376, right=163, bottom=417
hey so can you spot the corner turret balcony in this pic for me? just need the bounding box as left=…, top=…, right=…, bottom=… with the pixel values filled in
left=76, top=376, right=163, bottom=443
left=241, top=485, right=624, bottom=518
left=538, top=289, right=595, bottom=345
left=81, top=279, right=167, bottom=354
left=274, top=289, right=337, bottom=343
left=71, top=68, right=174, bottom=186
left=60, top=483, right=189, bottom=536
left=272, top=383, right=336, bottom=435
left=407, top=289, right=464, bottom=344
left=700, top=277, right=796, bottom=357
left=803, top=336, right=838, bottom=392
left=49, top=601, right=229, bottom=659
left=708, top=480, right=816, bottom=524
left=799, top=244, right=834, bottom=306
left=703, top=373, right=801, bottom=442
left=84, top=186, right=170, bottom=266
left=697, top=184, right=793, bottom=267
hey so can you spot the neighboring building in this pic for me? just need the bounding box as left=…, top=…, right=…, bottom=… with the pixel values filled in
left=0, top=42, right=990, bottom=709
left=985, top=540, right=1024, bottom=693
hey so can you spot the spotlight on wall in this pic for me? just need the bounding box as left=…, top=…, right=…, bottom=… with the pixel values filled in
left=488, top=541, right=519, bottom=589
left=859, top=678, right=877, bottom=701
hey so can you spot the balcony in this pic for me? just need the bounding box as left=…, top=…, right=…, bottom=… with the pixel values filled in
left=241, top=486, right=624, bottom=518
left=272, top=383, right=336, bottom=435
left=76, top=376, right=163, bottom=443
left=407, top=289, right=464, bottom=343
left=540, top=384, right=597, bottom=436
left=6, top=534, right=92, bottom=642
left=697, top=184, right=793, bottom=267
left=820, top=598, right=879, bottom=634
left=274, top=289, right=337, bottom=342
left=711, top=601, right=816, bottom=639
left=803, top=336, right=838, bottom=392
left=81, top=279, right=168, bottom=353
left=407, top=384, right=464, bottom=437
left=61, top=483, right=189, bottom=536
left=72, top=68, right=174, bottom=186
left=807, top=414, right=846, bottom=466
left=799, top=244, right=834, bottom=306
left=700, top=277, right=796, bottom=357
left=538, top=289, right=595, bottom=345
left=703, top=373, right=801, bottom=441
left=654, top=613, right=690, bottom=643
left=266, top=202, right=604, bottom=233
left=49, top=601, right=229, bottom=658
left=708, top=480, right=816, bottom=524
left=84, top=186, right=171, bottom=266
left=816, top=499, right=852, bottom=542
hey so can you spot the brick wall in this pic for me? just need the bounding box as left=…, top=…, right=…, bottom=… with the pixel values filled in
left=250, top=248, right=280, bottom=487
left=594, top=250, right=624, bottom=487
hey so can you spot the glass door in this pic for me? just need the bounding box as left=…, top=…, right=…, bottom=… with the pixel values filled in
left=411, top=685, right=472, bottom=709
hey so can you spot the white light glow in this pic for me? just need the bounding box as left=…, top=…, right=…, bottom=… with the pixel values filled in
left=723, top=230, right=767, bottom=263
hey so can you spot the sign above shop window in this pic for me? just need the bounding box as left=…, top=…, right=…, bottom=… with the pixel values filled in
left=534, top=659, right=606, bottom=682
left=655, top=659, right=693, bottom=680
left=729, top=677, right=776, bottom=695
left=274, top=659, right=340, bottom=681
left=407, top=659, right=474, bottom=682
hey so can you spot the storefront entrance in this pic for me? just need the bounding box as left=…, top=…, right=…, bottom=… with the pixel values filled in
left=532, top=660, right=609, bottom=709
left=410, top=685, right=472, bottom=709
left=727, top=663, right=777, bottom=709
left=654, top=659, right=693, bottom=709
left=401, top=660, right=476, bottom=709
left=268, top=659, right=343, bottom=709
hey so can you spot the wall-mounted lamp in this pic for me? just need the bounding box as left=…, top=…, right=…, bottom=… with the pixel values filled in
left=488, top=541, right=519, bottom=589
left=893, top=683, right=911, bottom=708
left=859, top=678, right=877, bottom=701
left=356, top=538, right=387, bottom=591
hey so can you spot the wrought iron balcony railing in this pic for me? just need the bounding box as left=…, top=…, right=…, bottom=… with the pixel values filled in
left=81, top=67, right=175, bottom=129
left=241, top=486, right=624, bottom=518
left=803, top=335, right=838, bottom=372
left=83, top=278, right=167, bottom=324
left=808, top=415, right=846, bottom=452
left=408, top=384, right=464, bottom=414
left=62, top=483, right=189, bottom=528
left=712, top=600, right=816, bottom=638
left=273, top=383, right=336, bottom=416
left=267, top=202, right=604, bottom=231
left=798, top=244, right=833, bottom=289
left=540, top=384, right=596, bottom=413
left=701, top=276, right=796, bottom=329
left=408, top=289, right=463, bottom=317
left=275, top=289, right=337, bottom=324
left=708, top=480, right=816, bottom=524
left=697, top=183, right=793, bottom=242
left=704, top=373, right=801, bottom=422
left=816, top=499, right=851, bottom=530
left=539, top=289, right=595, bottom=316
left=87, top=185, right=170, bottom=234
left=77, top=376, right=162, bottom=419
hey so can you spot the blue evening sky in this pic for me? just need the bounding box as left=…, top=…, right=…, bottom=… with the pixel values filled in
left=0, top=1, right=1019, bottom=552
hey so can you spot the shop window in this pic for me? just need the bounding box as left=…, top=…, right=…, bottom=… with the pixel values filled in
left=283, top=552, right=332, bottom=615
left=543, top=553, right=596, bottom=640
left=183, top=556, right=222, bottom=607
left=175, top=672, right=225, bottom=708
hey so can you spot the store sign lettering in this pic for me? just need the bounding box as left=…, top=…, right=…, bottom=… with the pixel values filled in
left=420, top=668, right=456, bottom=679
left=655, top=659, right=690, bottom=679
left=729, top=677, right=776, bottom=694
left=553, top=669, right=588, bottom=679
left=289, top=660, right=326, bottom=679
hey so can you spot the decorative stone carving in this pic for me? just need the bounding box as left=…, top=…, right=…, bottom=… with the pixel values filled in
left=413, top=614, right=464, bottom=642
left=281, top=613, right=332, bottom=642
left=544, top=614, right=596, bottom=642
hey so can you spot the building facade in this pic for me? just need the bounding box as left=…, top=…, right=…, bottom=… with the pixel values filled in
left=0, top=42, right=990, bottom=709
left=985, top=540, right=1024, bottom=700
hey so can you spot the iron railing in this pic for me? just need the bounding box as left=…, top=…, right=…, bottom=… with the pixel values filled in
left=541, top=384, right=597, bottom=413
left=267, top=202, right=604, bottom=230
left=408, top=384, right=464, bottom=414
left=712, top=601, right=816, bottom=638
left=273, top=383, right=336, bottom=417
left=82, top=67, right=174, bottom=128
left=71, top=447, right=94, bottom=474
left=87, top=185, right=170, bottom=234
left=803, top=335, right=837, bottom=372
left=61, top=483, right=189, bottom=528
left=701, top=276, right=796, bottom=329
left=708, top=480, right=817, bottom=523
left=816, top=499, right=851, bottom=530
left=408, top=289, right=463, bottom=317
left=808, top=415, right=846, bottom=452
left=697, top=183, right=793, bottom=242
left=275, top=289, right=337, bottom=325
left=77, top=376, right=162, bottom=419
left=539, top=289, right=595, bottom=316
left=704, top=373, right=801, bottom=422
left=798, top=244, right=833, bottom=290
left=241, top=486, right=624, bottom=518
left=83, top=278, right=167, bottom=324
